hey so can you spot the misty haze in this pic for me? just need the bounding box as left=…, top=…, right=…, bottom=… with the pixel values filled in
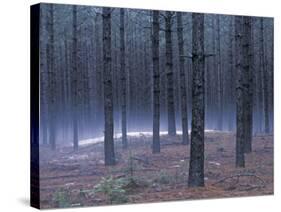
left=33, top=3, right=273, bottom=209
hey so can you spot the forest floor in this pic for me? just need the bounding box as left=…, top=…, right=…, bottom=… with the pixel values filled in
left=39, top=132, right=273, bottom=209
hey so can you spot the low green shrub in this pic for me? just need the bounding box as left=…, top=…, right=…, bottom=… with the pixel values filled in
left=52, top=188, right=71, bottom=208
left=94, top=176, right=128, bottom=204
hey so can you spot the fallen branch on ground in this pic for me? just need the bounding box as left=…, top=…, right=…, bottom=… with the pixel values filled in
left=212, top=173, right=266, bottom=191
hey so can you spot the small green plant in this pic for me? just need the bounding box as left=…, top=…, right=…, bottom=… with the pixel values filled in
left=94, top=176, right=128, bottom=204
left=156, top=169, right=171, bottom=184
left=52, top=188, right=71, bottom=208
left=123, top=150, right=140, bottom=185
left=126, top=151, right=136, bottom=182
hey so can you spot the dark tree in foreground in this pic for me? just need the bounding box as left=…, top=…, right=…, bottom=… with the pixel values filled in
left=243, top=16, right=253, bottom=153
left=165, top=11, right=177, bottom=136
left=72, top=5, right=79, bottom=151
left=120, top=8, right=128, bottom=149
left=188, top=13, right=205, bottom=187
left=103, top=8, right=115, bottom=165
left=177, top=12, right=189, bottom=145
left=152, top=10, right=160, bottom=153
left=235, top=16, right=245, bottom=168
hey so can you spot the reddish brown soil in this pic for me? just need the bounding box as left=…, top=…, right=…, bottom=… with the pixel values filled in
left=39, top=132, right=273, bottom=209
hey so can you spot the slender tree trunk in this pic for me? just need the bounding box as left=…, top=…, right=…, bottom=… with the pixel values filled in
left=152, top=10, right=160, bottom=153
left=94, top=14, right=103, bottom=133
left=47, top=4, right=56, bottom=150
left=243, top=17, right=253, bottom=153
left=228, top=17, right=235, bottom=131
left=235, top=16, right=245, bottom=167
left=177, top=12, right=189, bottom=145
left=40, top=6, right=48, bottom=145
left=259, top=19, right=270, bottom=134
left=188, top=13, right=205, bottom=187
left=216, top=15, right=223, bottom=130
left=211, top=18, right=217, bottom=129
left=165, top=12, right=176, bottom=136
left=103, top=8, right=115, bottom=165
left=72, top=5, right=79, bottom=151
left=257, top=18, right=264, bottom=133
left=120, top=8, right=128, bottom=149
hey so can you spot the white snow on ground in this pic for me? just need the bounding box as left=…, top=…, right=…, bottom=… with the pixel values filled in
left=79, top=130, right=217, bottom=146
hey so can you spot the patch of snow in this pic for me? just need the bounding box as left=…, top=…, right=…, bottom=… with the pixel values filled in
left=65, top=182, right=75, bottom=187
left=79, top=130, right=216, bottom=146
left=68, top=154, right=89, bottom=160
left=171, top=165, right=181, bottom=168
left=208, top=161, right=221, bottom=166
left=97, top=160, right=104, bottom=165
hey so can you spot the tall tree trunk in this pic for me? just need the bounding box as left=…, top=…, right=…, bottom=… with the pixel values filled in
left=259, top=19, right=270, bottom=134
left=120, top=8, right=128, bottom=149
left=40, top=6, right=48, bottom=145
left=165, top=12, right=176, bottom=136
left=72, top=5, right=79, bottom=151
left=152, top=10, right=160, bottom=153
left=47, top=4, right=56, bottom=150
left=228, top=17, right=235, bottom=131
left=243, top=17, right=253, bottom=153
left=256, top=18, right=264, bottom=134
left=103, top=8, right=115, bottom=165
left=177, top=12, right=189, bottom=145
left=188, top=13, right=205, bottom=187
left=95, top=14, right=103, bottom=134
left=216, top=15, right=223, bottom=130
left=235, top=16, right=245, bottom=167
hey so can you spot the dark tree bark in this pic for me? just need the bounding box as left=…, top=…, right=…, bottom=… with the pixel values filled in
left=177, top=12, right=189, bottom=145
left=103, top=8, right=115, bottom=165
left=120, top=8, right=128, bottom=149
left=216, top=15, right=223, bottom=130
left=40, top=6, right=48, bottom=145
left=152, top=10, right=160, bottom=153
left=259, top=18, right=270, bottom=134
left=72, top=5, right=79, bottom=151
left=94, top=14, right=103, bottom=133
left=188, top=13, right=205, bottom=187
left=165, top=11, right=176, bottom=136
left=243, top=16, right=253, bottom=153
left=235, top=16, right=245, bottom=168
left=227, top=17, right=235, bottom=131
left=47, top=4, right=56, bottom=150
left=256, top=18, right=264, bottom=134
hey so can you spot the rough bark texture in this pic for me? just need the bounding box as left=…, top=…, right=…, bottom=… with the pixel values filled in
left=188, top=13, right=205, bottom=187
left=103, top=8, right=115, bottom=165
left=72, top=5, right=79, bottom=151
left=243, top=16, right=253, bottom=153
left=120, top=8, right=128, bottom=149
left=40, top=6, right=48, bottom=145
left=216, top=16, right=223, bottom=130
left=235, top=16, right=245, bottom=168
left=165, top=11, right=176, bottom=136
left=47, top=4, right=56, bottom=150
left=259, top=19, right=270, bottom=134
left=227, top=18, right=235, bottom=131
left=177, top=12, right=189, bottom=145
left=94, top=14, right=103, bottom=133
left=257, top=18, right=264, bottom=133
left=152, top=10, right=160, bottom=153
